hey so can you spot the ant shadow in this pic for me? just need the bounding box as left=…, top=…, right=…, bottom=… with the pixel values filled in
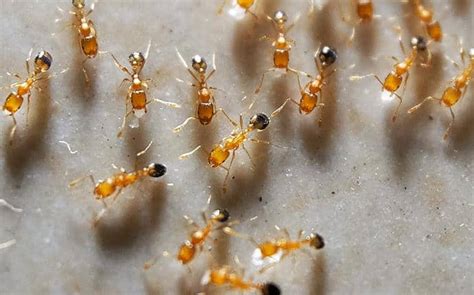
left=310, top=254, right=327, bottom=295
left=446, top=87, right=474, bottom=154
left=300, top=71, right=339, bottom=167
left=209, top=130, right=270, bottom=215
left=94, top=181, right=168, bottom=253
left=268, top=73, right=295, bottom=136
left=385, top=51, right=444, bottom=179
left=354, top=21, right=377, bottom=58
left=452, top=0, right=471, bottom=16
left=4, top=79, right=52, bottom=181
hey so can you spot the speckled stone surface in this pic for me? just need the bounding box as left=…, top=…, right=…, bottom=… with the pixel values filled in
left=0, top=0, right=473, bottom=294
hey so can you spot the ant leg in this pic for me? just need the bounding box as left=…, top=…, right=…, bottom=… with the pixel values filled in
left=407, top=96, right=440, bottom=114
left=391, top=92, right=403, bottom=122
left=25, top=93, right=32, bottom=127
left=8, top=115, right=17, bottom=146
left=215, top=108, right=239, bottom=128
left=176, top=78, right=198, bottom=88
left=270, top=97, right=292, bottom=118
left=222, top=150, right=236, bottom=193
left=117, top=103, right=133, bottom=138
left=443, top=107, right=455, bottom=140
left=223, top=227, right=259, bottom=246
left=255, top=68, right=276, bottom=94
left=242, top=144, right=256, bottom=169
left=249, top=138, right=286, bottom=149
left=153, top=98, right=181, bottom=108
left=317, top=90, right=325, bottom=127
left=401, top=71, right=410, bottom=97
left=204, top=53, right=216, bottom=82
left=178, top=145, right=202, bottom=160
left=144, top=39, right=152, bottom=60
left=69, top=174, right=96, bottom=188
left=119, top=78, right=131, bottom=88
left=173, top=116, right=198, bottom=133
left=82, top=58, right=90, bottom=84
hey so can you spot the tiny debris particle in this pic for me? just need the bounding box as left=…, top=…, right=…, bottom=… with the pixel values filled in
left=428, top=115, right=434, bottom=120
left=259, top=197, right=262, bottom=202
left=331, top=191, right=335, bottom=195
left=404, top=187, right=407, bottom=190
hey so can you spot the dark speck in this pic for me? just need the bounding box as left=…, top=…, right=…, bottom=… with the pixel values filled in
left=428, top=115, right=434, bottom=120
left=404, top=187, right=407, bottom=190
left=259, top=197, right=262, bottom=202
left=331, top=191, right=335, bottom=195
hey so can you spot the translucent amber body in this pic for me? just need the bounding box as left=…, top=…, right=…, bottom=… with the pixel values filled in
left=198, top=103, right=214, bottom=125
left=441, top=87, right=461, bottom=107
left=177, top=242, right=195, bottom=264
left=300, top=92, right=317, bottom=114
left=427, top=21, right=442, bottom=41
left=94, top=179, right=116, bottom=198
left=237, top=0, right=254, bottom=9
left=260, top=242, right=278, bottom=257
left=131, top=90, right=147, bottom=109
left=274, top=49, right=289, bottom=69
left=357, top=2, right=373, bottom=21
left=384, top=73, right=402, bottom=92
left=210, top=269, right=228, bottom=285
left=209, top=146, right=230, bottom=167
left=81, top=35, right=99, bottom=58
left=3, top=93, right=23, bottom=114
left=198, top=88, right=211, bottom=103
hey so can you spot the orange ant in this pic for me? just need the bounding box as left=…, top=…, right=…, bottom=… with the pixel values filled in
left=179, top=110, right=282, bottom=192
left=254, top=10, right=304, bottom=95
left=173, top=50, right=234, bottom=132
left=408, top=47, right=473, bottom=139
left=225, top=226, right=325, bottom=272
left=218, top=0, right=258, bottom=19
left=350, top=35, right=432, bottom=121
left=2, top=50, right=53, bottom=145
left=411, top=0, right=443, bottom=42
left=55, top=0, right=100, bottom=83
left=69, top=144, right=167, bottom=225
left=201, top=264, right=281, bottom=295
left=271, top=46, right=338, bottom=126
left=144, top=204, right=233, bottom=269
left=111, top=42, right=180, bottom=138
left=339, top=0, right=379, bottom=44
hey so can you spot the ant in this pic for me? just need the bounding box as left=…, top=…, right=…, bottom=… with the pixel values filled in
left=173, top=50, right=234, bottom=132
left=411, top=0, right=442, bottom=42
left=218, top=0, right=258, bottom=19
left=271, top=46, right=338, bottom=126
left=144, top=203, right=233, bottom=269
left=350, top=35, right=432, bottom=122
left=69, top=143, right=167, bottom=226
left=339, top=0, right=379, bottom=44
left=201, top=264, right=281, bottom=295
left=254, top=10, right=304, bottom=95
left=2, top=50, right=53, bottom=145
left=225, top=226, right=325, bottom=272
left=55, top=0, right=100, bottom=83
left=111, top=42, right=180, bottom=138
left=179, top=110, right=280, bottom=192
left=408, top=47, right=473, bottom=139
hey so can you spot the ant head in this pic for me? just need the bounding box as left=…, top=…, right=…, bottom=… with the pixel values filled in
left=72, top=0, right=85, bottom=9
left=147, top=163, right=167, bottom=178
left=34, top=51, right=53, bottom=72
left=250, top=113, right=270, bottom=130
left=261, top=282, right=281, bottom=295
left=191, top=55, right=207, bottom=73
left=410, top=36, right=427, bottom=51
left=273, top=10, right=288, bottom=24
left=129, top=52, right=145, bottom=69
left=468, top=48, right=474, bottom=59
left=210, top=209, right=230, bottom=223
left=316, top=46, right=337, bottom=68
left=308, top=233, right=325, bottom=249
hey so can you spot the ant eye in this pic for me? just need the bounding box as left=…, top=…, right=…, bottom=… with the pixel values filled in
left=262, top=282, right=281, bottom=295
left=191, top=55, right=207, bottom=73
left=309, top=233, right=325, bottom=249
left=72, top=0, right=85, bottom=8
left=411, top=36, right=427, bottom=51
left=148, top=163, right=167, bottom=178
left=273, top=10, right=287, bottom=23
left=316, top=46, right=337, bottom=67
left=34, top=51, right=53, bottom=72
left=250, top=113, right=269, bottom=130
left=211, top=209, right=230, bottom=222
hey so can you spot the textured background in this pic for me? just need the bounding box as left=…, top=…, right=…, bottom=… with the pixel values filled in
left=0, top=0, right=473, bottom=294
